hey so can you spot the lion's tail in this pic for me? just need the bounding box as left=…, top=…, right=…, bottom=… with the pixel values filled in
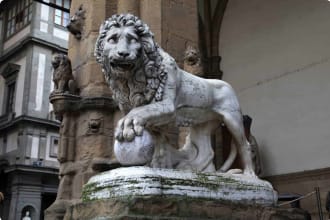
left=218, top=141, right=237, bottom=172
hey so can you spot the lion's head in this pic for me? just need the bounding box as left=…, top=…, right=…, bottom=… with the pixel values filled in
left=184, top=46, right=200, bottom=66
left=95, top=14, right=167, bottom=112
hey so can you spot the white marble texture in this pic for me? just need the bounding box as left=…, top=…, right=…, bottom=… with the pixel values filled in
left=94, top=14, right=256, bottom=176
left=114, top=130, right=155, bottom=165
left=84, top=167, right=277, bottom=206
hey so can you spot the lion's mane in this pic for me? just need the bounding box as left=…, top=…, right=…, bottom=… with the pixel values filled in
left=94, top=14, right=167, bottom=112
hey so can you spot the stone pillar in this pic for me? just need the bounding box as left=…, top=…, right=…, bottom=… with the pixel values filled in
left=117, top=0, right=140, bottom=16
left=45, top=1, right=118, bottom=219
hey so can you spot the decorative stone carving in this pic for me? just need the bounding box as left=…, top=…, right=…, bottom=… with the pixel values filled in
left=183, top=45, right=203, bottom=76
left=87, top=118, right=103, bottom=134
left=66, top=4, right=86, bottom=40
left=94, top=14, right=256, bottom=177
left=51, top=54, right=77, bottom=95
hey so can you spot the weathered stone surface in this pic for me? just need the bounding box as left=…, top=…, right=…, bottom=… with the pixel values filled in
left=64, top=195, right=310, bottom=220
left=83, top=167, right=277, bottom=206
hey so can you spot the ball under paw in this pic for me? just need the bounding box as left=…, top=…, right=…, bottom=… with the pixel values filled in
left=114, top=130, right=155, bottom=165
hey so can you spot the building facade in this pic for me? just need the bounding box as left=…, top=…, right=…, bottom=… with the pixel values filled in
left=0, top=0, right=70, bottom=219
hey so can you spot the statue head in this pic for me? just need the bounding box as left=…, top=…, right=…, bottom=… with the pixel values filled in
left=184, top=45, right=200, bottom=66
left=95, top=14, right=159, bottom=81
left=94, top=14, right=167, bottom=112
left=51, top=54, right=71, bottom=70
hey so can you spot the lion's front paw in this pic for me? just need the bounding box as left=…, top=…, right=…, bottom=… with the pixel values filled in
left=115, top=116, right=145, bottom=142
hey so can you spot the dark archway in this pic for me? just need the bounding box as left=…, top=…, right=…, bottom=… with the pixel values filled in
left=198, top=0, right=228, bottom=79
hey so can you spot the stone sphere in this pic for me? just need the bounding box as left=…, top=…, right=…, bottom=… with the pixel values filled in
left=114, top=130, right=155, bottom=165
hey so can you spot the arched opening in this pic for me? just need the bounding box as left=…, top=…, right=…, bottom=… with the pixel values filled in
left=21, top=205, right=36, bottom=220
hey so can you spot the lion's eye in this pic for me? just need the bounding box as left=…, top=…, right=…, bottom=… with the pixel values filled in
left=108, top=36, right=118, bottom=43
left=130, top=38, right=137, bottom=43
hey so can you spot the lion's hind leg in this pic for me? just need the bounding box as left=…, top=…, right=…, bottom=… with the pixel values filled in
left=218, top=110, right=256, bottom=177
left=178, top=121, right=218, bottom=172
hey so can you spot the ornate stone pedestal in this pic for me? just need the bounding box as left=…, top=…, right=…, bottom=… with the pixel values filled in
left=63, top=167, right=309, bottom=220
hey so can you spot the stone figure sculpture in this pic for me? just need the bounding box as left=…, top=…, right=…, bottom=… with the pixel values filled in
left=22, top=211, right=31, bottom=220
left=95, top=14, right=256, bottom=176
left=66, top=4, right=86, bottom=40
left=183, top=45, right=203, bottom=76
left=51, top=54, right=77, bottom=94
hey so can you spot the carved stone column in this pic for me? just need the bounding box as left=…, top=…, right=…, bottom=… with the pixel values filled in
left=45, top=1, right=119, bottom=219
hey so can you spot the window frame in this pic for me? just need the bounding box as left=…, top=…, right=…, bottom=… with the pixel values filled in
left=49, top=136, right=59, bottom=158
left=53, top=0, right=71, bottom=27
left=5, top=0, right=33, bottom=40
left=1, top=63, right=20, bottom=116
left=5, top=81, right=16, bottom=114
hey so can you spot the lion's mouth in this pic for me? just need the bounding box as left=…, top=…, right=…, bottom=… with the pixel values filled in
left=186, top=56, right=197, bottom=63
left=111, top=62, right=135, bottom=71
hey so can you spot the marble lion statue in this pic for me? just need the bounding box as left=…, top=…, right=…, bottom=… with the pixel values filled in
left=95, top=14, right=255, bottom=176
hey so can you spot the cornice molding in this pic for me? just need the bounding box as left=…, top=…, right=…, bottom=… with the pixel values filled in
left=0, top=115, right=60, bottom=132
left=0, top=36, right=67, bottom=65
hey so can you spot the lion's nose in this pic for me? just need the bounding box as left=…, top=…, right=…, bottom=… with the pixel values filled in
left=118, top=51, right=129, bottom=58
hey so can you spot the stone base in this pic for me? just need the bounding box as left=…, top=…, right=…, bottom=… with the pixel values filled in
left=45, top=200, right=73, bottom=220
left=64, top=196, right=310, bottom=220
left=82, top=167, right=277, bottom=206
left=63, top=167, right=310, bottom=220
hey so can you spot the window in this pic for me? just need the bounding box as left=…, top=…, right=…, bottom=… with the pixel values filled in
left=1, top=63, right=20, bottom=115
left=49, top=136, right=59, bottom=158
left=5, top=82, right=16, bottom=114
left=54, top=0, right=71, bottom=26
left=6, top=0, right=33, bottom=38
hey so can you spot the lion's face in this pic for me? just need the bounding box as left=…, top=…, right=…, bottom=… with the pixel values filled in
left=103, top=26, right=142, bottom=78
left=52, top=54, right=70, bottom=69
left=184, top=47, right=199, bottom=65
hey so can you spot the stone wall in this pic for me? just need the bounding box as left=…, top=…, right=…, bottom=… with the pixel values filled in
left=219, top=0, right=330, bottom=219
left=220, top=0, right=330, bottom=177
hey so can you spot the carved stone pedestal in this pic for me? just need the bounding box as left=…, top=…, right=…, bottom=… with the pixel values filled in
left=64, top=197, right=310, bottom=220
left=45, top=93, right=118, bottom=220
left=62, top=167, right=309, bottom=220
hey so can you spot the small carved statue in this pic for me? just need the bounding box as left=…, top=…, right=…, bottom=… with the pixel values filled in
left=183, top=45, right=203, bottom=76
left=66, top=4, right=86, bottom=40
left=22, top=211, right=31, bottom=220
left=95, top=14, right=256, bottom=177
left=51, top=54, right=77, bottom=94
